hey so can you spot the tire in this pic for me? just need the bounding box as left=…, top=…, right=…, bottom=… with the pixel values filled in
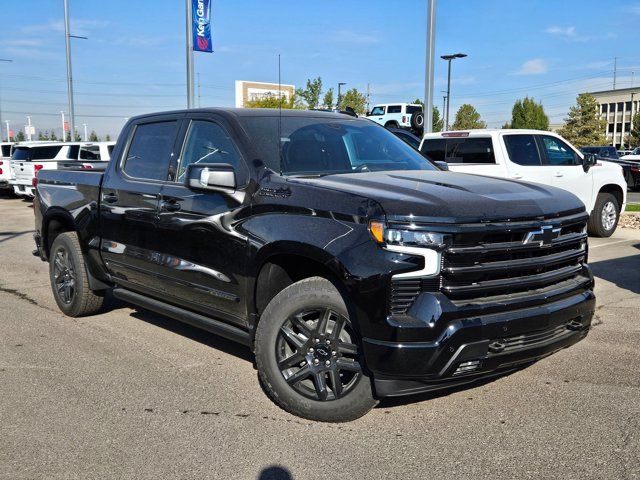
left=384, top=121, right=399, bottom=129
left=255, top=277, right=378, bottom=422
left=588, top=192, right=620, bottom=237
left=49, top=232, right=104, bottom=317
left=410, top=112, right=424, bottom=131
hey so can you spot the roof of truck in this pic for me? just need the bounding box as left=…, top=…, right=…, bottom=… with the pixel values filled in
left=127, top=107, right=358, bottom=122
left=422, top=129, right=565, bottom=138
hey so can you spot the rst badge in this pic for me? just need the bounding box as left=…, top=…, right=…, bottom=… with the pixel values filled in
left=523, top=225, right=561, bottom=246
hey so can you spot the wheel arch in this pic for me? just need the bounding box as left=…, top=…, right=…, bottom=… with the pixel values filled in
left=42, top=208, right=77, bottom=259
left=597, top=183, right=624, bottom=211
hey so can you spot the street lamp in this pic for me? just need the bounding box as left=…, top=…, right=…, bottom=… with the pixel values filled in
left=63, top=0, right=88, bottom=146
left=440, top=52, right=467, bottom=130
left=83, top=123, right=88, bottom=141
left=337, top=82, right=346, bottom=109
left=0, top=58, right=13, bottom=142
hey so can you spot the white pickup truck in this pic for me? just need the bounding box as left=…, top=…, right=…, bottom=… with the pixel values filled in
left=9, top=141, right=114, bottom=197
left=0, top=142, right=14, bottom=193
left=420, top=129, right=627, bottom=237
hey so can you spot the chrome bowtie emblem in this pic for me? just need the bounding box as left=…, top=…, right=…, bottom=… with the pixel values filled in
left=523, top=225, right=561, bottom=246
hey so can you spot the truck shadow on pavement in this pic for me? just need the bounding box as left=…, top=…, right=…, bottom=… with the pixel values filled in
left=0, top=230, right=33, bottom=244
left=589, top=242, right=640, bottom=295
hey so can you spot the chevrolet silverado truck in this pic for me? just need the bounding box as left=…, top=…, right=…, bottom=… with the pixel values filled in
left=33, top=109, right=595, bottom=422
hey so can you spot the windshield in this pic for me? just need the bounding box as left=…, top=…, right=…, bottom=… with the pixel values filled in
left=240, top=116, right=437, bottom=175
left=369, top=106, right=385, bottom=116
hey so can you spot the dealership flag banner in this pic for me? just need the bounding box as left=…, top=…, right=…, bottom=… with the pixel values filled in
left=192, top=0, right=213, bottom=52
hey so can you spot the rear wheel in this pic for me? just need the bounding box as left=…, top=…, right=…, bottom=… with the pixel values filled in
left=49, top=232, right=104, bottom=317
left=255, top=277, right=377, bottom=422
left=385, top=121, right=400, bottom=129
left=588, top=192, right=619, bottom=237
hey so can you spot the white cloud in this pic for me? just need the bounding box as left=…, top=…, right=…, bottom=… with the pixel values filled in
left=546, top=25, right=577, bottom=37
left=331, top=30, right=379, bottom=45
left=513, top=59, right=548, bottom=75
left=624, top=3, right=640, bottom=14
left=22, top=19, right=109, bottom=37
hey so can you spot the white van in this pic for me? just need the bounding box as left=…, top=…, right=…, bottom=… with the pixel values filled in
left=420, top=129, right=627, bottom=237
left=9, top=141, right=114, bottom=197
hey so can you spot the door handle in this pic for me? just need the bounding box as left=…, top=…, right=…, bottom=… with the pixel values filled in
left=554, top=172, right=564, bottom=177
left=160, top=200, right=181, bottom=212
left=102, top=193, right=118, bottom=204
left=512, top=174, right=523, bottom=179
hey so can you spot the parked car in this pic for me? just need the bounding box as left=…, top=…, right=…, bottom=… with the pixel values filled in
left=581, top=146, right=640, bottom=191
left=620, top=147, right=640, bottom=160
left=34, top=109, right=595, bottom=422
left=367, top=103, right=423, bottom=131
left=9, top=141, right=114, bottom=197
left=420, top=130, right=627, bottom=237
left=0, top=142, right=15, bottom=193
left=388, top=127, right=422, bottom=150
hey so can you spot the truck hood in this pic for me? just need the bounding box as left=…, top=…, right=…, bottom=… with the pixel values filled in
left=291, top=170, right=585, bottom=222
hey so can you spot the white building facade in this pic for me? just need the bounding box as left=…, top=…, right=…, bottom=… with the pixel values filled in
left=590, top=87, right=640, bottom=148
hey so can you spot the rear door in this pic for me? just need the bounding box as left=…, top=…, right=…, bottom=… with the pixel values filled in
left=154, top=113, right=250, bottom=324
left=100, top=116, right=182, bottom=297
left=537, top=134, right=593, bottom=210
left=500, top=133, right=553, bottom=186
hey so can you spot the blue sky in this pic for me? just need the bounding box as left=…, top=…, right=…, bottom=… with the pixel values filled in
left=1, top=0, right=640, bottom=139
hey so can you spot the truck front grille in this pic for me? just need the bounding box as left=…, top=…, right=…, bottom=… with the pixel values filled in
left=387, top=213, right=590, bottom=314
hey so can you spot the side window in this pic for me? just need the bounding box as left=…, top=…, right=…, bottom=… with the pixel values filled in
left=80, top=146, right=100, bottom=160
left=540, top=136, right=579, bottom=166
left=445, top=137, right=495, bottom=164
left=504, top=134, right=541, bottom=166
left=177, top=120, right=243, bottom=182
left=387, top=105, right=402, bottom=114
left=123, top=121, right=178, bottom=181
left=420, top=139, right=446, bottom=161
left=370, top=106, right=385, bottom=116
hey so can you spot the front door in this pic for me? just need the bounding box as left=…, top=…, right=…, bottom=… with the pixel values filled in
left=538, top=134, right=594, bottom=212
left=501, top=133, right=554, bottom=186
left=155, top=115, right=250, bottom=325
left=100, top=117, right=181, bottom=297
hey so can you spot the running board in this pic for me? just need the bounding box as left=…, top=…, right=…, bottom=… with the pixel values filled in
left=112, top=288, right=252, bottom=347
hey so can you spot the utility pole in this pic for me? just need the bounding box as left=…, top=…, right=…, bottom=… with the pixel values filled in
left=83, top=123, right=88, bottom=141
left=0, top=58, right=13, bottom=142
left=424, top=0, right=436, bottom=133
left=613, top=57, right=617, bottom=90
left=197, top=72, right=201, bottom=108
left=5, top=120, right=10, bottom=142
left=26, top=116, right=32, bottom=141
left=63, top=0, right=87, bottom=146
left=185, top=0, right=195, bottom=108
left=337, top=82, right=346, bottom=109
left=441, top=53, right=467, bottom=130
left=60, top=111, right=66, bottom=141
left=631, top=92, right=636, bottom=147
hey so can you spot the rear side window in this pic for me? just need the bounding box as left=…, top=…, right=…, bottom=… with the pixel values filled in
left=370, top=106, right=385, bottom=115
left=11, top=146, right=62, bottom=160
left=1, top=145, right=10, bottom=157
left=420, top=137, right=495, bottom=164
left=123, top=121, right=178, bottom=181
left=387, top=105, right=402, bottom=114
left=504, top=134, right=541, bottom=166
left=80, top=145, right=101, bottom=160
left=405, top=105, right=422, bottom=115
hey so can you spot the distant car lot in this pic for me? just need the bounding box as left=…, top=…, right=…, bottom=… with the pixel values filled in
left=1, top=194, right=639, bottom=478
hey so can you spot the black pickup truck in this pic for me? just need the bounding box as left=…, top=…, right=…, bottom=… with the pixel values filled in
left=33, top=108, right=595, bottom=422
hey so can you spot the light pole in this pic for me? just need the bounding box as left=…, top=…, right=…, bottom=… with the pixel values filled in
left=26, top=116, right=32, bottom=141
left=60, top=111, right=66, bottom=141
left=0, top=58, right=13, bottom=142
left=5, top=120, right=10, bottom=142
left=83, top=123, right=88, bottom=141
left=337, top=82, right=346, bottom=109
left=441, top=52, right=467, bottom=130
left=63, top=0, right=87, bottom=146
left=185, top=0, right=194, bottom=108
left=424, top=0, right=436, bottom=133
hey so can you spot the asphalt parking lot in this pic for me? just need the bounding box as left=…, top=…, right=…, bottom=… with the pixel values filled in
left=0, top=196, right=639, bottom=480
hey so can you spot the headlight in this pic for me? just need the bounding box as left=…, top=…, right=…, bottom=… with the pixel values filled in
left=369, top=221, right=447, bottom=248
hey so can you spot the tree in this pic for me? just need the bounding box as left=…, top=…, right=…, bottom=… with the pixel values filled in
left=295, top=77, right=323, bottom=109
left=338, top=88, right=367, bottom=115
left=89, top=130, right=99, bottom=141
left=105, top=134, right=111, bottom=141
left=322, top=88, right=334, bottom=108
left=557, top=93, right=607, bottom=148
left=74, top=131, right=82, bottom=141
left=50, top=131, right=58, bottom=141
left=15, top=130, right=25, bottom=141
left=37, top=131, right=46, bottom=141
left=451, top=104, right=486, bottom=130
left=432, top=106, right=444, bottom=132
left=245, top=93, right=295, bottom=109
left=501, top=122, right=511, bottom=129
left=629, top=111, right=640, bottom=147
left=510, top=97, right=549, bottom=130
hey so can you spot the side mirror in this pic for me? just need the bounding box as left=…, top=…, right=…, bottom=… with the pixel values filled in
left=434, top=160, right=449, bottom=171
left=582, top=153, right=597, bottom=172
left=185, top=163, right=236, bottom=192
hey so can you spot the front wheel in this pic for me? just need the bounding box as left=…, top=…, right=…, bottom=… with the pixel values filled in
left=255, top=277, right=377, bottom=422
left=588, top=192, right=620, bottom=237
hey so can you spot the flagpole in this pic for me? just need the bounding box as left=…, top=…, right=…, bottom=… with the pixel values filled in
left=185, top=0, right=194, bottom=108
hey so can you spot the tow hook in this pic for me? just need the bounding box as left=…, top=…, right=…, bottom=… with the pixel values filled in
left=488, top=340, right=506, bottom=353
left=566, top=320, right=583, bottom=331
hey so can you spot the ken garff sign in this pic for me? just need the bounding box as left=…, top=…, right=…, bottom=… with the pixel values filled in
left=192, top=0, right=213, bottom=52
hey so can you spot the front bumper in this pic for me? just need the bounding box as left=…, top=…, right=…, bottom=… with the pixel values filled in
left=364, top=288, right=595, bottom=397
